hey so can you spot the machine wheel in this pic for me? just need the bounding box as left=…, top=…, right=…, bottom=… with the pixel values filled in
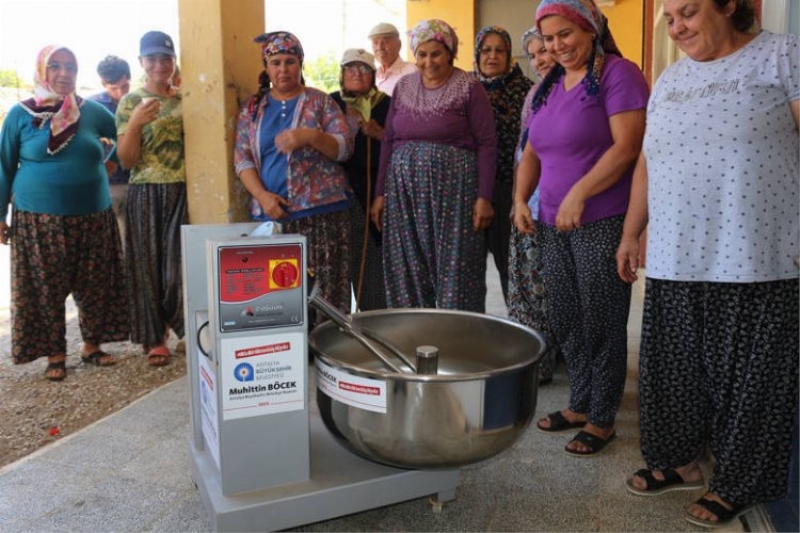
left=428, top=497, right=444, bottom=514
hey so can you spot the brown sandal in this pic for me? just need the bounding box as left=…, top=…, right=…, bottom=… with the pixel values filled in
left=147, top=345, right=171, bottom=367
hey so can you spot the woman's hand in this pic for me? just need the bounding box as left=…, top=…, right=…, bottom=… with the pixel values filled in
left=130, top=99, right=161, bottom=128
left=361, top=119, right=384, bottom=141
left=370, top=196, right=385, bottom=232
left=615, top=235, right=641, bottom=283
left=255, top=190, right=291, bottom=220
left=274, top=128, right=309, bottom=154
left=512, top=201, right=535, bottom=235
left=472, top=198, right=494, bottom=232
left=555, top=186, right=586, bottom=232
left=0, top=221, right=9, bottom=245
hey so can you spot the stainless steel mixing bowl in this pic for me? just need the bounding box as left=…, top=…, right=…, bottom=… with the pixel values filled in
left=309, top=308, right=545, bottom=469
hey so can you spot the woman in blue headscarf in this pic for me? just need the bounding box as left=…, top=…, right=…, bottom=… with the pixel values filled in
left=472, top=26, right=533, bottom=303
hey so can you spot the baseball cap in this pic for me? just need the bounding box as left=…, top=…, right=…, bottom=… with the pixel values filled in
left=140, top=31, right=177, bottom=57
left=340, top=48, right=375, bottom=69
left=368, top=23, right=400, bottom=38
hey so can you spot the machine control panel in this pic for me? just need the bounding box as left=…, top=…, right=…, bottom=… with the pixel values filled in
left=217, top=243, right=304, bottom=331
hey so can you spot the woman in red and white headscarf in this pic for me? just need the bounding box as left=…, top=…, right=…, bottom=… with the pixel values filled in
left=0, top=45, right=129, bottom=381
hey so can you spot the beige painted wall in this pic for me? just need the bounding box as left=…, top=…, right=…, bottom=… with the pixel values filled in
left=600, top=0, right=644, bottom=67
left=406, top=0, right=477, bottom=71
left=478, top=0, right=537, bottom=57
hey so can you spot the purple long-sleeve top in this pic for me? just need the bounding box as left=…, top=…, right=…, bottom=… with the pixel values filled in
left=376, top=69, right=497, bottom=200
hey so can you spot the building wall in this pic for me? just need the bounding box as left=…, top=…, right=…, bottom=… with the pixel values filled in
left=477, top=0, right=537, bottom=58
left=406, top=0, right=477, bottom=70
left=407, top=0, right=644, bottom=71
left=598, top=0, right=644, bottom=67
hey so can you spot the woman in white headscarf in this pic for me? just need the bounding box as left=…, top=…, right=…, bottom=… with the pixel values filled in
left=330, top=48, right=390, bottom=311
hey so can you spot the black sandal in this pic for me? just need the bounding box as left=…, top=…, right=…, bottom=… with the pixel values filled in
left=626, top=468, right=704, bottom=496
left=684, top=496, right=750, bottom=528
left=45, top=361, right=67, bottom=382
left=564, top=430, right=616, bottom=457
left=536, top=411, right=587, bottom=433
left=81, top=350, right=116, bottom=367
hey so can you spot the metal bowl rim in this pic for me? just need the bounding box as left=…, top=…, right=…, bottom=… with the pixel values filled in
left=310, top=307, right=546, bottom=382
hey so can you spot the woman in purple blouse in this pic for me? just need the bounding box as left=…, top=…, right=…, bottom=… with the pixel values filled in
left=513, top=0, right=649, bottom=456
left=370, top=19, right=497, bottom=312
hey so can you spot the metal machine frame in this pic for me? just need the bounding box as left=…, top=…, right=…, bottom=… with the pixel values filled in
left=182, top=224, right=460, bottom=532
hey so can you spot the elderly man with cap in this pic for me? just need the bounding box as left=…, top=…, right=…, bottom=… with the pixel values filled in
left=368, top=22, right=416, bottom=96
left=116, top=30, right=187, bottom=367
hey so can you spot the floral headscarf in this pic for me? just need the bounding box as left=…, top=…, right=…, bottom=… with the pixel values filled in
left=249, top=31, right=305, bottom=119
left=531, top=0, right=621, bottom=114
left=408, top=19, right=458, bottom=58
left=255, top=31, right=305, bottom=63
left=474, top=26, right=514, bottom=81
left=20, top=45, right=82, bottom=155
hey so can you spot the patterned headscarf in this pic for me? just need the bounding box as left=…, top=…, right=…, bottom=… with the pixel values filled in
left=408, top=19, right=458, bottom=58
left=20, top=45, right=82, bottom=155
left=520, top=26, right=542, bottom=52
left=255, top=31, right=305, bottom=63
left=531, top=0, right=621, bottom=114
left=249, top=31, right=305, bottom=119
left=474, top=26, right=514, bottom=80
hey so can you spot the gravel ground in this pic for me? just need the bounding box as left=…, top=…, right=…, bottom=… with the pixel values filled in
left=0, top=246, right=186, bottom=469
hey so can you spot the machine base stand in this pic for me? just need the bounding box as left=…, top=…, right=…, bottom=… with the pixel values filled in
left=192, top=415, right=461, bottom=532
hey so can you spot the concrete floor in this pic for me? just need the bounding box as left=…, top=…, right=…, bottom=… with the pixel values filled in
left=0, top=249, right=755, bottom=532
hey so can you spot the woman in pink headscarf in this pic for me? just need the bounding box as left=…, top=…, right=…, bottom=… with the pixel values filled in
left=0, top=45, right=129, bottom=380
left=513, top=0, right=649, bottom=455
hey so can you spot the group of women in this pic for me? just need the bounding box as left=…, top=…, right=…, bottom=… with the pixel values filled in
left=1, top=0, right=796, bottom=529
left=0, top=30, right=185, bottom=380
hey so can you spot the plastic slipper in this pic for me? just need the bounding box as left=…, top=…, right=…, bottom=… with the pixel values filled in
left=565, top=430, right=615, bottom=457
left=536, top=410, right=587, bottom=433
left=45, top=361, right=67, bottom=382
left=147, top=345, right=171, bottom=367
left=626, top=468, right=704, bottom=496
left=684, top=496, right=751, bottom=529
left=81, top=350, right=116, bottom=367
